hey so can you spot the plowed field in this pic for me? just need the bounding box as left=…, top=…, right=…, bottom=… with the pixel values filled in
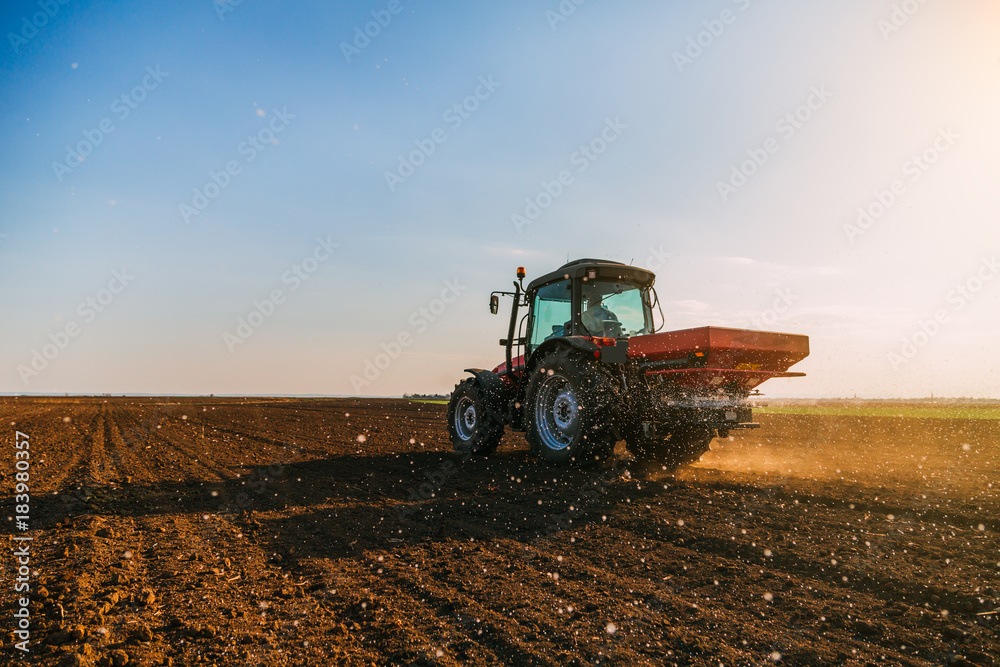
left=3, top=397, right=998, bottom=666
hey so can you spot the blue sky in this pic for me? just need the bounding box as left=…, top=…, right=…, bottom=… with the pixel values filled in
left=2, top=0, right=999, bottom=398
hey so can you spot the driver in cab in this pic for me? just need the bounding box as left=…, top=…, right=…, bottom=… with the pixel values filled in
left=581, top=287, right=622, bottom=338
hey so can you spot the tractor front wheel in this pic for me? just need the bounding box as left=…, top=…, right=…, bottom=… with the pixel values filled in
left=447, top=378, right=504, bottom=455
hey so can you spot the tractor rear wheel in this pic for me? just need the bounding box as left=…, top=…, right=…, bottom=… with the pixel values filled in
left=524, top=347, right=619, bottom=465
left=629, top=425, right=715, bottom=471
left=447, top=378, right=505, bottom=455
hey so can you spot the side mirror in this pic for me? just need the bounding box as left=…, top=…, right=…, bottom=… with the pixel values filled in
left=489, top=294, right=499, bottom=315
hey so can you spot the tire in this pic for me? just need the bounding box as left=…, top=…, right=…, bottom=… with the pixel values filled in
left=447, top=378, right=504, bottom=455
left=524, top=346, right=620, bottom=465
left=629, top=425, right=715, bottom=470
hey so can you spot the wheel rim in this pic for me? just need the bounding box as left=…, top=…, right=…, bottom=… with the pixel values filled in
left=534, top=373, right=579, bottom=451
left=454, top=396, right=476, bottom=441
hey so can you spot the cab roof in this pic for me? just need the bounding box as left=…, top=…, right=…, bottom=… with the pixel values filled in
left=526, top=258, right=656, bottom=293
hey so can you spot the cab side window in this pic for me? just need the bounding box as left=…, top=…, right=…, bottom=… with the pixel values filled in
left=529, top=280, right=572, bottom=349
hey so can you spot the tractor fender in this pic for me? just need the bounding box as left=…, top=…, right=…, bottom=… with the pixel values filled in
left=462, top=368, right=514, bottom=429
left=462, top=368, right=508, bottom=405
left=524, top=336, right=601, bottom=377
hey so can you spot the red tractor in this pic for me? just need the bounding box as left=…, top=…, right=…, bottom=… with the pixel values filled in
left=447, top=259, right=809, bottom=467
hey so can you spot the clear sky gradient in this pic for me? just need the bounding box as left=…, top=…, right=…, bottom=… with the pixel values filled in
left=2, top=0, right=999, bottom=398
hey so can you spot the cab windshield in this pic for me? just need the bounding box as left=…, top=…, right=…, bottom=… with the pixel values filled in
left=581, top=281, right=651, bottom=338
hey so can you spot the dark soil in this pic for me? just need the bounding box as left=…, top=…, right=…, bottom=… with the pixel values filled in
left=2, top=397, right=998, bottom=666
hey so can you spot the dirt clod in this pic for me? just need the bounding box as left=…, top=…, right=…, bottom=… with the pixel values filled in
left=131, top=624, right=154, bottom=643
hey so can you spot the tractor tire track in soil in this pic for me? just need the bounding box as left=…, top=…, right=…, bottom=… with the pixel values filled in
left=1, top=397, right=997, bottom=666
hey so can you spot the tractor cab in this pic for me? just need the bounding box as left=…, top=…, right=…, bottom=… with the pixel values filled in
left=524, top=259, right=656, bottom=352
left=493, top=260, right=659, bottom=375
